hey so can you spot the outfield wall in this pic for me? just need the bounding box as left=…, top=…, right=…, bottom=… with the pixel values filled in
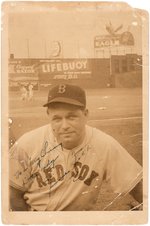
left=9, top=55, right=142, bottom=90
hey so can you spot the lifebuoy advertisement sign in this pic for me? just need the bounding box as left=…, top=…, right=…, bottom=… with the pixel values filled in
left=9, top=59, right=92, bottom=82
left=38, top=59, right=92, bottom=80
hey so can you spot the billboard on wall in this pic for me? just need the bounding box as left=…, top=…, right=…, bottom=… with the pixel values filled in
left=9, top=59, right=92, bottom=81
left=9, top=59, right=38, bottom=87
left=9, top=58, right=110, bottom=88
left=38, top=59, right=92, bottom=80
left=94, top=32, right=134, bottom=48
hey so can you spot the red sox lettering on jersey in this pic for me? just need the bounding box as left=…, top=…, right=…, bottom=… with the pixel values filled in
left=13, top=139, right=99, bottom=190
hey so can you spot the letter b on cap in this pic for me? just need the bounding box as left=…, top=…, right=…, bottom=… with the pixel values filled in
left=58, top=84, right=66, bottom=94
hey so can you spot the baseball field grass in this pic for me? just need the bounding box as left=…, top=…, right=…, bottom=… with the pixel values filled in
left=9, top=87, right=142, bottom=210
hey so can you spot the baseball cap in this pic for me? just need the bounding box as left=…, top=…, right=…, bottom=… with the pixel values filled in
left=43, top=84, right=86, bottom=108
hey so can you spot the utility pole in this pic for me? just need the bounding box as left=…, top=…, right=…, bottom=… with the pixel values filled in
left=44, top=39, right=47, bottom=58
left=26, top=39, right=29, bottom=58
left=9, top=38, right=11, bottom=55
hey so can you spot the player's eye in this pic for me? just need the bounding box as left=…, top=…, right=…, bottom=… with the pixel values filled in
left=68, top=115, right=77, bottom=120
left=52, top=117, right=62, bottom=122
left=68, top=116, right=74, bottom=120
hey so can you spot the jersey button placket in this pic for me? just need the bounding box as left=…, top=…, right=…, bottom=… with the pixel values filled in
left=53, top=150, right=73, bottom=210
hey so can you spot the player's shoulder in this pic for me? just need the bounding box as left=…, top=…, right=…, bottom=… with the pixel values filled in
left=86, top=125, right=117, bottom=147
left=10, top=124, right=54, bottom=160
left=17, top=124, right=53, bottom=146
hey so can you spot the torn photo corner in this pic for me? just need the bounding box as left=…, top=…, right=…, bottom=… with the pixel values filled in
left=1, top=1, right=148, bottom=225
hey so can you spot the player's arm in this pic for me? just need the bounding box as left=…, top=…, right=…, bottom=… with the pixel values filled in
left=129, top=180, right=143, bottom=204
left=9, top=186, right=29, bottom=211
left=105, top=137, right=143, bottom=208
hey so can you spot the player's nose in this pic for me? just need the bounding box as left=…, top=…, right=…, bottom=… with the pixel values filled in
left=61, top=118, right=70, bottom=130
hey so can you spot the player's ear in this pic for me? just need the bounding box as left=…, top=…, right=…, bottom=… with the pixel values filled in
left=84, top=109, right=89, bottom=117
left=47, top=108, right=49, bottom=115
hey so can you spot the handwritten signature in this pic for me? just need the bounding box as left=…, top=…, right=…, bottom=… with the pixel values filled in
left=14, top=142, right=62, bottom=181
left=13, top=140, right=91, bottom=188
left=30, top=142, right=62, bottom=168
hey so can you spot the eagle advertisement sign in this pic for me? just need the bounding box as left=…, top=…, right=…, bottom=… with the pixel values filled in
left=94, top=22, right=134, bottom=49
left=94, top=32, right=134, bottom=48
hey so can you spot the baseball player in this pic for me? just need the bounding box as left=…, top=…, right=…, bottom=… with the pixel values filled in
left=28, top=83, right=34, bottom=101
left=20, top=85, right=28, bottom=101
left=9, top=84, right=142, bottom=211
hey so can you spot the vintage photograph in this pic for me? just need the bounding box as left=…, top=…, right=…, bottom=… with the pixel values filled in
left=2, top=1, right=148, bottom=224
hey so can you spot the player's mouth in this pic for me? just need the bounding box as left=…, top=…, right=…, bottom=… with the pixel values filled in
left=60, top=131, right=75, bottom=136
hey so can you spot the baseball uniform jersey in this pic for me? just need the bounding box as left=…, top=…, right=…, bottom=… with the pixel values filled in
left=9, top=124, right=142, bottom=211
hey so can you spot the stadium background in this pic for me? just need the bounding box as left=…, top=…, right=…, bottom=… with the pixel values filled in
left=8, top=4, right=142, bottom=210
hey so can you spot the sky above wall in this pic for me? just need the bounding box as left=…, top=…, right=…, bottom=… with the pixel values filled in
left=3, top=2, right=144, bottom=58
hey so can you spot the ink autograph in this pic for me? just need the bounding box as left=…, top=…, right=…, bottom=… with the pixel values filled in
left=13, top=140, right=99, bottom=189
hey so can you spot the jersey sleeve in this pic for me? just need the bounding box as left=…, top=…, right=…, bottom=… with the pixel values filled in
left=105, top=137, right=142, bottom=195
left=9, top=141, right=32, bottom=192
